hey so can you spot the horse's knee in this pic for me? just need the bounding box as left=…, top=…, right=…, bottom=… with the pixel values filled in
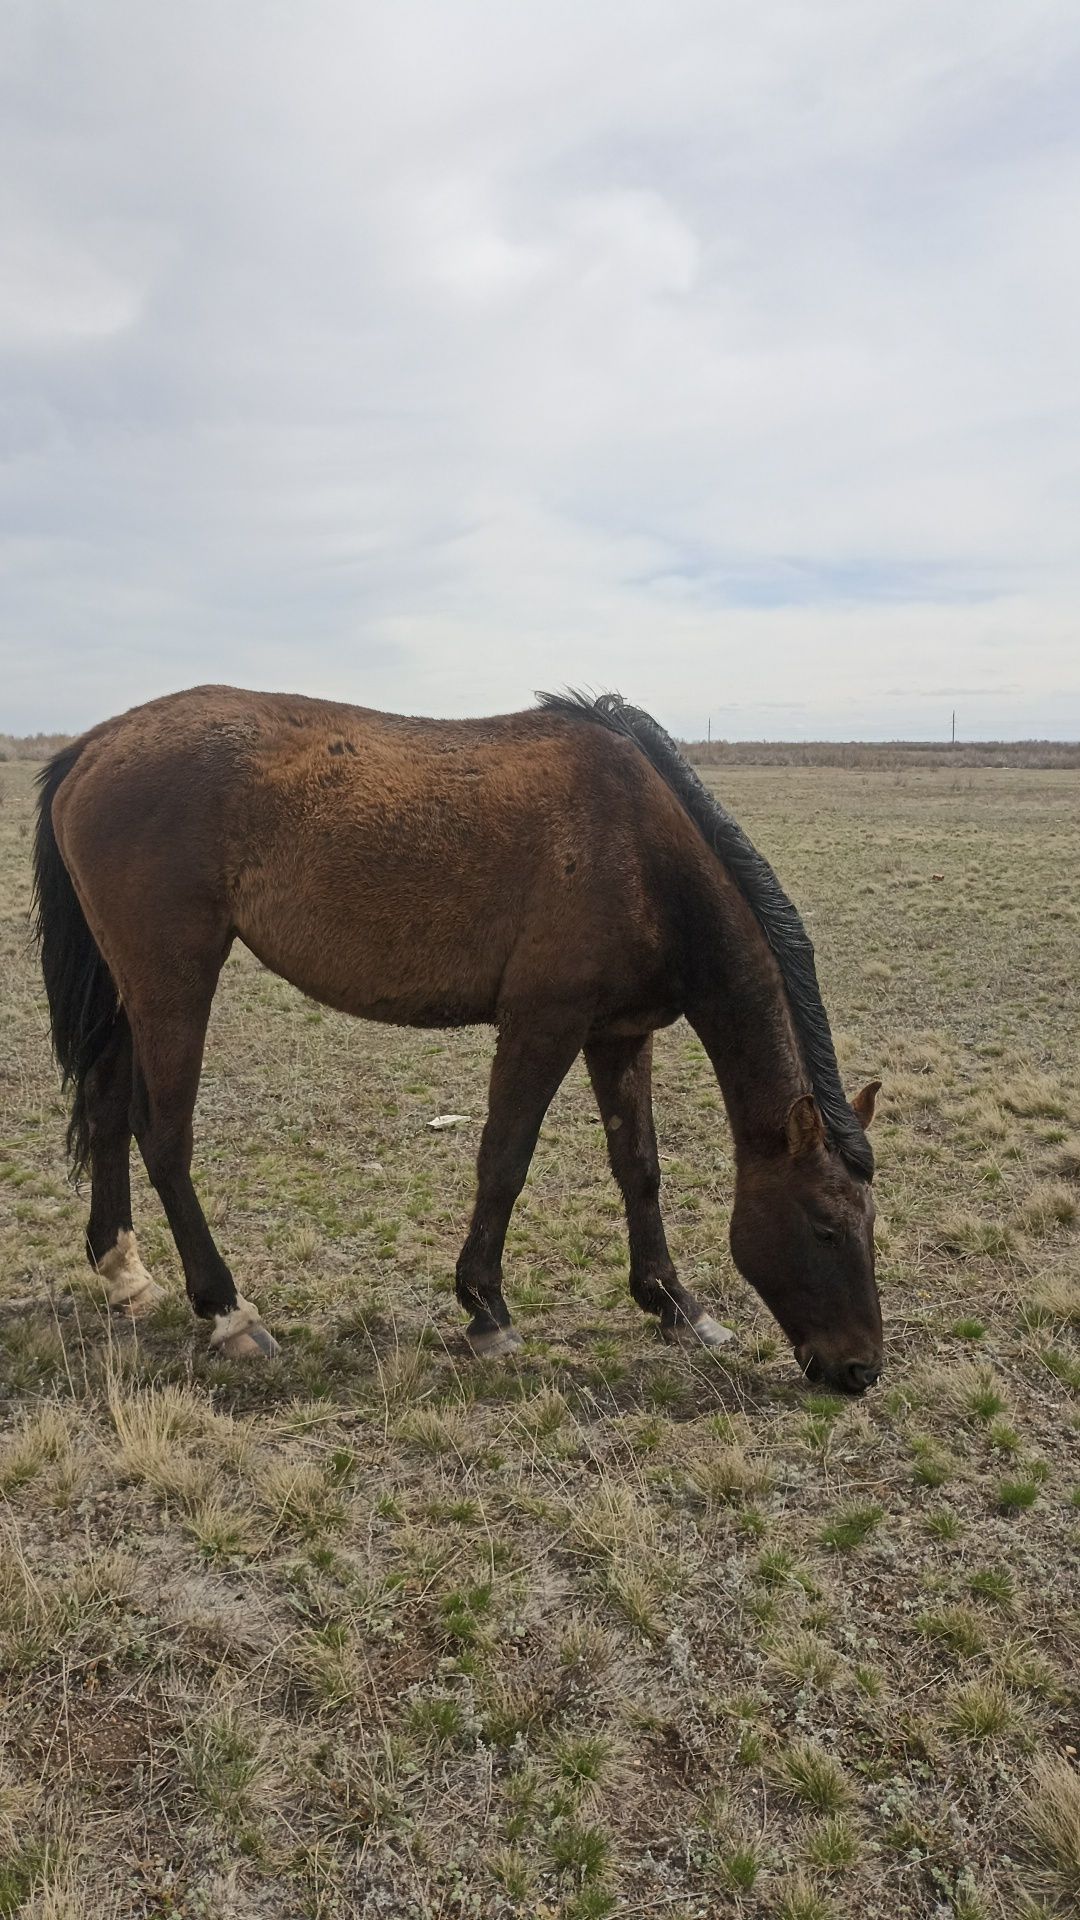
left=630, top=1168, right=662, bottom=1208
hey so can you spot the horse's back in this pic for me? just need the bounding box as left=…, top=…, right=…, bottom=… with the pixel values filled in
left=49, top=686, right=695, bottom=1028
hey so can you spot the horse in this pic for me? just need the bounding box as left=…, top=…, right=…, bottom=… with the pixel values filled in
left=33, top=686, right=883, bottom=1392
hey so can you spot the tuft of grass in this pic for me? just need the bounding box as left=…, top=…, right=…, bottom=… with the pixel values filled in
left=936, top=1212, right=1015, bottom=1259
left=292, top=1623, right=364, bottom=1710
left=0, top=1844, right=48, bottom=1916
left=256, top=1457, right=345, bottom=1536
left=605, top=1564, right=663, bottom=1637
left=1020, top=1275, right=1080, bottom=1329
left=965, top=1370, right=1007, bottom=1421
left=819, top=1504, right=882, bottom=1551
left=183, top=1704, right=272, bottom=1823
left=549, top=1819, right=611, bottom=1882
left=564, top=1889, right=617, bottom=1920
left=408, top=1694, right=467, bottom=1745
left=912, top=1435, right=955, bottom=1487
left=551, top=1731, right=619, bottom=1801
left=992, top=1638, right=1059, bottom=1696
left=439, top=1579, right=494, bottom=1647
left=804, top=1814, right=860, bottom=1871
left=513, top=1386, right=569, bottom=1439
left=772, top=1739, right=853, bottom=1813
left=769, top=1631, right=840, bottom=1688
left=107, top=1379, right=231, bottom=1495
left=951, top=1317, right=986, bottom=1341
left=1020, top=1753, right=1080, bottom=1901
left=737, top=1505, right=769, bottom=1539
left=395, top=1404, right=471, bottom=1456
left=945, top=1678, right=1016, bottom=1742
left=736, top=1725, right=765, bottom=1768
left=968, top=1566, right=1015, bottom=1608
left=917, top=1606, right=987, bottom=1658
left=690, top=1444, right=773, bottom=1505
left=756, top=1546, right=796, bottom=1587
left=775, top=1874, right=836, bottom=1920
left=183, top=1495, right=256, bottom=1561
left=488, top=1847, right=534, bottom=1902
left=0, top=1405, right=74, bottom=1496
left=997, top=1477, right=1040, bottom=1511
left=1046, top=1136, right=1080, bottom=1181
left=802, top=1393, right=848, bottom=1447
left=1021, top=1181, right=1078, bottom=1234
left=1001, top=1073, right=1067, bottom=1120
left=950, top=1878, right=993, bottom=1920
left=854, top=1663, right=883, bottom=1699
left=1039, top=1345, right=1080, bottom=1391
left=558, top=1616, right=616, bottom=1676
left=718, top=1843, right=760, bottom=1890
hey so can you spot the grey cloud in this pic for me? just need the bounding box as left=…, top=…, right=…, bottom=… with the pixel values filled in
left=1, top=2, right=1079, bottom=735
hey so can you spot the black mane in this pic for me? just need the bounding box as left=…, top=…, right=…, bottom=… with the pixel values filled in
left=539, top=689, right=873, bottom=1180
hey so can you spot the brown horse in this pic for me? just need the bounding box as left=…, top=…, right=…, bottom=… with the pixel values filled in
left=33, top=686, right=883, bottom=1391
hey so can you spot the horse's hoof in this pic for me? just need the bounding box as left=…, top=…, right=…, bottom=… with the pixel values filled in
left=217, top=1322, right=279, bottom=1360
left=664, top=1312, right=734, bottom=1351
left=117, top=1276, right=167, bottom=1319
left=210, top=1297, right=279, bottom=1360
left=97, top=1231, right=165, bottom=1317
left=466, top=1325, right=524, bottom=1359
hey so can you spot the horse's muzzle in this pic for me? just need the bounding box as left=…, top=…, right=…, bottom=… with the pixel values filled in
left=797, top=1348, right=882, bottom=1395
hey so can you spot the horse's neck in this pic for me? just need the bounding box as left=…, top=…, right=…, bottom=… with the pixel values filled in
left=683, top=868, right=809, bottom=1155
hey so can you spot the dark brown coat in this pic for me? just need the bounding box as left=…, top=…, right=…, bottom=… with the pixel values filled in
left=34, top=686, right=882, bottom=1386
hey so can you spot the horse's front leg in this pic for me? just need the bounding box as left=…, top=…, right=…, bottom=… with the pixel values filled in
left=456, top=1011, right=586, bottom=1356
left=584, top=1032, right=731, bottom=1350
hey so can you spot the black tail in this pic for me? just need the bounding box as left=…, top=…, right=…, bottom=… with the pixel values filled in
left=32, top=743, right=121, bottom=1178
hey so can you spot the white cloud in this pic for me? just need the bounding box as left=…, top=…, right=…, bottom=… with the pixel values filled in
left=1, top=0, right=1078, bottom=736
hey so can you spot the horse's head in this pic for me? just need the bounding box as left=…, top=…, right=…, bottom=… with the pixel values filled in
left=729, top=1081, right=883, bottom=1393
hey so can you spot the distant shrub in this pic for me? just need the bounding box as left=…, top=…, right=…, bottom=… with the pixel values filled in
left=686, top=739, right=1080, bottom=770
left=0, top=732, right=76, bottom=761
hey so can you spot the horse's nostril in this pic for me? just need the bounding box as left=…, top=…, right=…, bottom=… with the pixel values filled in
left=846, top=1361, right=881, bottom=1392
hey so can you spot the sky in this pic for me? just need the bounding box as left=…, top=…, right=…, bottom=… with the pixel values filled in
left=2, top=2, right=1079, bottom=741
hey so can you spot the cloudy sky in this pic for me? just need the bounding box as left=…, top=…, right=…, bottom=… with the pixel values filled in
left=2, top=2, right=1079, bottom=739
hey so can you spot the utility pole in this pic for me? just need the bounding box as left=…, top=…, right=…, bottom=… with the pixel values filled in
left=951, top=710, right=956, bottom=744
left=707, top=717, right=711, bottom=745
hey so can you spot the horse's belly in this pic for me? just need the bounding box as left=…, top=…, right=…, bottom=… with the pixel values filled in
left=232, top=888, right=507, bottom=1028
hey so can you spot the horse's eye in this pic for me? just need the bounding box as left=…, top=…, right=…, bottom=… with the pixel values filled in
left=812, top=1223, right=837, bottom=1245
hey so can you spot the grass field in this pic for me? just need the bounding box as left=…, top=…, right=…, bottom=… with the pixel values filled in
left=1, top=754, right=1078, bottom=1920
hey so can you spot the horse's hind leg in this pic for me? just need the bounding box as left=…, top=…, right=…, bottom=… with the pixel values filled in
left=584, top=1033, right=731, bottom=1350
left=83, top=1015, right=164, bottom=1316
left=125, top=957, right=277, bottom=1360
left=457, top=1013, right=586, bottom=1357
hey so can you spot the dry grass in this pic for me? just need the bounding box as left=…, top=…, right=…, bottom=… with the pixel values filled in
left=2, top=755, right=1079, bottom=1918
left=1020, top=1754, right=1080, bottom=1902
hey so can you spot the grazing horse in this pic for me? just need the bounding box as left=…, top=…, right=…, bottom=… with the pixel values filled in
left=33, top=687, right=883, bottom=1392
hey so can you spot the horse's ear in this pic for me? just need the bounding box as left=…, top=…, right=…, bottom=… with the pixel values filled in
left=851, top=1080, right=882, bottom=1129
left=786, top=1094, right=825, bottom=1158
